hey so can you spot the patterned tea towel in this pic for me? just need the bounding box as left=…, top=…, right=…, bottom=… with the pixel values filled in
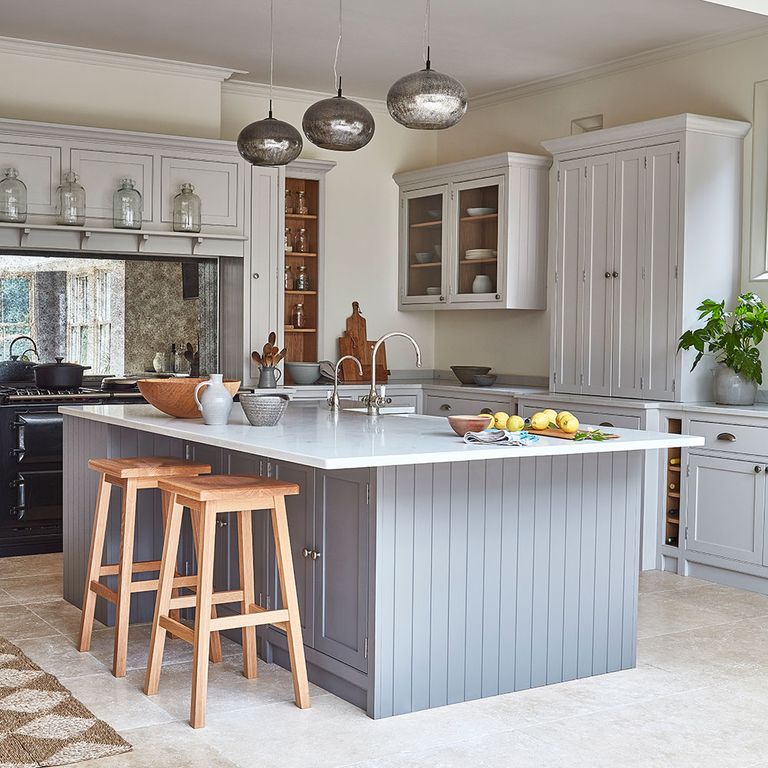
left=463, top=430, right=540, bottom=446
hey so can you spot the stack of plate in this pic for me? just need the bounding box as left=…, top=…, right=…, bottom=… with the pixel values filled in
left=464, top=249, right=497, bottom=261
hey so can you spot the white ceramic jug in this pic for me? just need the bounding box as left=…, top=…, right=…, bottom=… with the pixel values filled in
left=193, top=374, right=234, bottom=425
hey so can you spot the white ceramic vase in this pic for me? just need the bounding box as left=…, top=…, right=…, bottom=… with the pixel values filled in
left=714, top=365, right=757, bottom=406
left=193, top=373, right=234, bottom=425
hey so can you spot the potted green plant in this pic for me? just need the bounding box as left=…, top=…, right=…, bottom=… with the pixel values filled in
left=678, top=292, right=768, bottom=406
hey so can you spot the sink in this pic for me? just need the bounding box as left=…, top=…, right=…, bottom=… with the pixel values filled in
left=342, top=406, right=416, bottom=415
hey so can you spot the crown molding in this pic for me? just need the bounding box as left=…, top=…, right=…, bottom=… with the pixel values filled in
left=0, top=36, right=245, bottom=82
left=222, top=79, right=389, bottom=115
left=470, top=23, right=768, bottom=110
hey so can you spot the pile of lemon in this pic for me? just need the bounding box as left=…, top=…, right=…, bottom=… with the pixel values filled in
left=485, top=408, right=580, bottom=434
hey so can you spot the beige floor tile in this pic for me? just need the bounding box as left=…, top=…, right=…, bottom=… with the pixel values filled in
left=0, top=603, right=61, bottom=641
left=78, top=722, right=237, bottom=767
left=27, top=598, right=103, bottom=640
left=64, top=671, right=175, bottom=731
left=15, top=633, right=110, bottom=679
left=638, top=590, right=737, bottom=638
left=0, top=552, right=62, bottom=579
left=676, top=583, right=768, bottom=620
left=638, top=569, right=709, bottom=594
left=1, top=572, right=63, bottom=603
left=126, top=657, right=330, bottom=721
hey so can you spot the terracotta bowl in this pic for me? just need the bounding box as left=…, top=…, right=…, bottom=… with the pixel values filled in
left=447, top=414, right=494, bottom=437
left=138, top=377, right=241, bottom=419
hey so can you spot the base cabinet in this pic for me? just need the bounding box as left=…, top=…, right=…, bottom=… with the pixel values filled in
left=686, top=452, right=766, bottom=566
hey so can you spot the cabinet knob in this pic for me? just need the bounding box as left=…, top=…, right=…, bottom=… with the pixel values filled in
left=439, top=295, right=445, bottom=302
left=717, top=432, right=736, bottom=442
left=756, top=466, right=763, bottom=473
left=310, top=550, right=321, bottom=560
left=495, top=294, right=501, bottom=300
left=605, top=271, right=611, bottom=279
left=216, top=520, right=228, bottom=528
left=440, top=403, right=452, bottom=411
left=302, top=547, right=312, bottom=559
left=252, top=272, right=260, bottom=279
left=612, top=271, right=619, bottom=278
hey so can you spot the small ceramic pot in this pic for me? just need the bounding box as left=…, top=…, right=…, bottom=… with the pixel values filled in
left=714, top=365, right=757, bottom=406
left=257, top=365, right=282, bottom=389
left=193, top=373, right=235, bottom=425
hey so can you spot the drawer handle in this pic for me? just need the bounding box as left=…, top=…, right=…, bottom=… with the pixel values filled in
left=479, top=408, right=494, bottom=415
left=599, top=422, right=614, bottom=428
left=717, top=432, right=737, bottom=442
left=440, top=403, right=452, bottom=411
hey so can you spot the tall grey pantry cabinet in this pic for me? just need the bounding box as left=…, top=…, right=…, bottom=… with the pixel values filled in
left=543, top=114, right=750, bottom=403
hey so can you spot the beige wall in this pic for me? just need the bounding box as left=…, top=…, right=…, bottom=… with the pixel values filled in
left=434, top=31, right=768, bottom=377
left=220, top=86, right=438, bottom=369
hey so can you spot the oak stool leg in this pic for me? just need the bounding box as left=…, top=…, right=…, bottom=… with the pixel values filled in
left=78, top=473, right=112, bottom=652
left=112, top=479, right=138, bottom=678
left=191, top=508, right=223, bottom=664
left=237, top=509, right=258, bottom=679
left=271, top=496, right=310, bottom=709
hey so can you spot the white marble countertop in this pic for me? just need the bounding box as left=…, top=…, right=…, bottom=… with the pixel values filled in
left=60, top=403, right=703, bottom=470
left=289, top=379, right=548, bottom=397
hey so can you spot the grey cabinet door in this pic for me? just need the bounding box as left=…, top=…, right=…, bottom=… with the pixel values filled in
left=269, top=460, right=316, bottom=645
left=686, top=453, right=765, bottom=565
left=313, top=469, right=370, bottom=673
left=611, top=149, right=645, bottom=398
left=641, top=143, right=679, bottom=401
left=552, top=159, right=585, bottom=394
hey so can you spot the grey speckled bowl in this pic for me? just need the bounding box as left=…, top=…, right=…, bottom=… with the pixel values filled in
left=450, top=365, right=492, bottom=385
left=472, top=374, right=498, bottom=387
left=239, top=393, right=289, bottom=426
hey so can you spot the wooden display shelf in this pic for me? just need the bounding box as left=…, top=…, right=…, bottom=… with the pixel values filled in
left=284, top=327, right=317, bottom=333
left=410, top=262, right=441, bottom=269
left=410, top=220, right=442, bottom=229
left=285, top=290, right=318, bottom=295
left=668, top=466, right=681, bottom=473
left=285, top=213, right=318, bottom=220
left=667, top=491, right=680, bottom=499
left=285, top=251, right=317, bottom=257
left=459, top=213, right=498, bottom=222
left=667, top=516, right=680, bottom=525
left=460, top=258, right=497, bottom=265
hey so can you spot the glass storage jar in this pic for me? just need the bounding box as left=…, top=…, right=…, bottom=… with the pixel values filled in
left=0, top=168, right=27, bottom=223
left=294, top=265, right=310, bottom=291
left=113, top=178, right=142, bottom=229
left=285, top=188, right=294, bottom=214
left=295, top=227, right=309, bottom=253
left=284, top=265, right=292, bottom=289
left=291, top=302, right=306, bottom=329
left=57, top=170, right=86, bottom=226
left=297, top=190, right=308, bottom=215
left=172, top=183, right=201, bottom=233
left=284, top=226, right=293, bottom=252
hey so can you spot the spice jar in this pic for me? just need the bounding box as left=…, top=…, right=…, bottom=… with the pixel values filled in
left=284, top=227, right=293, bottom=252
left=297, top=190, right=308, bottom=215
left=285, top=189, right=294, bottom=214
left=295, top=227, right=308, bottom=253
left=294, top=265, right=310, bottom=291
left=284, top=265, right=292, bottom=289
left=291, top=302, right=306, bottom=329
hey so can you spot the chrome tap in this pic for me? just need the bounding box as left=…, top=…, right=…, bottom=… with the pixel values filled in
left=363, top=332, right=422, bottom=415
left=327, top=355, right=363, bottom=411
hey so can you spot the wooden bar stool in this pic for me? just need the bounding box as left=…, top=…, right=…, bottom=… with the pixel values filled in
left=78, top=456, right=224, bottom=678
left=144, top=474, right=310, bottom=729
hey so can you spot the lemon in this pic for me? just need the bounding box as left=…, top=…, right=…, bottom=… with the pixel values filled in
left=506, top=415, right=525, bottom=432
left=542, top=408, right=558, bottom=425
left=493, top=411, right=510, bottom=430
left=561, top=416, right=580, bottom=434
left=556, top=410, right=574, bottom=428
left=529, top=412, right=550, bottom=430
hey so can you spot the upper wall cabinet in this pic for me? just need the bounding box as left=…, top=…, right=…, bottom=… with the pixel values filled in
left=394, top=153, right=550, bottom=311
left=0, top=139, right=61, bottom=215
left=544, top=114, right=750, bottom=403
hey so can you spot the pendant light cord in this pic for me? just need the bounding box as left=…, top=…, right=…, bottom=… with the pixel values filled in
left=268, top=0, right=275, bottom=117
left=423, top=0, right=431, bottom=69
left=333, top=0, right=342, bottom=95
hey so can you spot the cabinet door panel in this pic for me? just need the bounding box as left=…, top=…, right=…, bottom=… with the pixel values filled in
left=423, top=394, right=513, bottom=417
left=160, top=155, right=241, bottom=228
left=612, top=149, right=645, bottom=398
left=581, top=154, right=615, bottom=396
left=687, top=453, right=764, bottom=565
left=70, top=147, right=154, bottom=222
left=0, top=141, right=61, bottom=215
left=313, top=469, right=369, bottom=672
left=270, top=460, right=315, bottom=644
left=552, top=160, right=585, bottom=393
left=642, top=143, right=679, bottom=401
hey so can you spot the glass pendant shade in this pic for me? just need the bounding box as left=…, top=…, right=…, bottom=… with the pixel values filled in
left=387, top=62, right=467, bottom=130
left=238, top=113, right=303, bottom=167
left=303, top=86, right=375, bottom=151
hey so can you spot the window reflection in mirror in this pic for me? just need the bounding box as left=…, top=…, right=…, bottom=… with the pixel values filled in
left=0, top=253, right=217, bottom=376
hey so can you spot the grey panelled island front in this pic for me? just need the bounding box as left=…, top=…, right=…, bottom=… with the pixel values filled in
left=60, top=405, right=700, bottom=718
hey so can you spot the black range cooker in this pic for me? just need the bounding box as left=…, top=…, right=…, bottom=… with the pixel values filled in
left=0, top=384, right=144, bottom=556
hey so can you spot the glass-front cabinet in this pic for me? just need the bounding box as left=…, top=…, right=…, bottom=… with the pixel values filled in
left=451, top=176, right=504, bottom=304
left=401, top=186, right=448, bottom=306
left=395, top=153, right=549, bottom=311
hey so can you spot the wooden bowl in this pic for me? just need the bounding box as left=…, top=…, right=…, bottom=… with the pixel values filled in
left=138, top=378, right=241, bottom=419
left=447, top=414, right=493, bottom=436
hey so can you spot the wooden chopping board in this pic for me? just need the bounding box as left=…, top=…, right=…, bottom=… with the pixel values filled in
left=338, top=301, right=389, bottom=383
left=528, top=427, right=620, bottom=440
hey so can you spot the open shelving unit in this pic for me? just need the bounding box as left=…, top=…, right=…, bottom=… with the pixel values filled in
left=283, top=176, right=320, bottom=384
left=664, top=418, right=683, bottom=548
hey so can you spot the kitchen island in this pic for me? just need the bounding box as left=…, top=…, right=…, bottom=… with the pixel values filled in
left=61, top=403, right=701, bottom=718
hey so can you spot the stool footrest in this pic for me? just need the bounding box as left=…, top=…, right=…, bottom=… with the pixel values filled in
left=169, top=589, right=245, bottom=610
left=99, top=559, right=162, bottom=577
left=159, top=615, right=195, bottom=644
left=89, top=581, right=117, bottom=604
left=89, top=573, right=198, bottom=602
left=210, top=608, right=290, bottom=632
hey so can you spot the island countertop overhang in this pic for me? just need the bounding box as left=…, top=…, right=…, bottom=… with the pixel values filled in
left=59, top=403, right=704, bottom=470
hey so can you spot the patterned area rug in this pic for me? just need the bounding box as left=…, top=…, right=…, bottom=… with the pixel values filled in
left=0, top=637, right=131, bottom=767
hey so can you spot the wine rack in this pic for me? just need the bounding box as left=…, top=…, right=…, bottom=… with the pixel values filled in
left=664, top=418, right=682, bottom=548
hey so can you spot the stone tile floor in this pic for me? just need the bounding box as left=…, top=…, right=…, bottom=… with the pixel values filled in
left=3, top=554, right=768, bottom=767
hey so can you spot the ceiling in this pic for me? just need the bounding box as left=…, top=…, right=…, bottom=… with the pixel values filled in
left=0, top=0, right=762, bottom=99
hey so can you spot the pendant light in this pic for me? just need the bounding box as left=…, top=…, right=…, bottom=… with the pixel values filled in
left=237, top=0, right=303, bottom=166
left=386, top=0, right=467, bottom=130
left=302, top=0, right=375, bottom=151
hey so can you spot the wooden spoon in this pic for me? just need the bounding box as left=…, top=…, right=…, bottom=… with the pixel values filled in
left=268, top=331, right=276, bottom=347
left=251, top=350, right=263, bottom=365
left=273, top=348, right=287, bottom=366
